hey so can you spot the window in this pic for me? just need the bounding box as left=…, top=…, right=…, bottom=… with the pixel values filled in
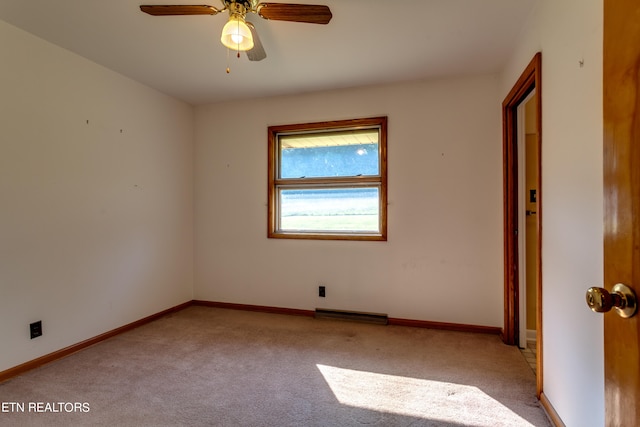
left=268, top=116, right=387, bottom=240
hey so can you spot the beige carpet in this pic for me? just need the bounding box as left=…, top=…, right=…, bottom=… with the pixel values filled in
left=0, top=306, right=550, bottom=426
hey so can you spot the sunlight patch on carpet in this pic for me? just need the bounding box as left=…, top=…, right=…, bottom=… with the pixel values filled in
left=316, top=364, right=537, bottom=426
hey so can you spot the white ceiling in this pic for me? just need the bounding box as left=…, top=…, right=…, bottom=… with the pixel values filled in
left=0, top=0, right=537, bottom=105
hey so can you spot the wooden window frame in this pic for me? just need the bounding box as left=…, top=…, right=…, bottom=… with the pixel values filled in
left=268, top=116, right=388, bottom=241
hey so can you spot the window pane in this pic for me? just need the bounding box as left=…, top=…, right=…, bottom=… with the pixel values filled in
left=279, top=187, right=379, bottom=232
left=268, top=116, right=387, bottom=241
left=279, top=129, right=379, bottom=179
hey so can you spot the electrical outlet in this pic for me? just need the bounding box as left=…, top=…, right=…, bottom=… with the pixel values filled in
left=319, top=285, right=326, bottom=297
left=30, top=321, right=42, bottom=339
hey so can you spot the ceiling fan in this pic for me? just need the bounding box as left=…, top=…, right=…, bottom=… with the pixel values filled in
left=140, top=1, right=333, bottom=62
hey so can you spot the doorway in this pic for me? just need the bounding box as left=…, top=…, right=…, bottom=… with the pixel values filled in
left=517, top=93, right=539, bottom=352
left=502, top=53, right=542, bottom=396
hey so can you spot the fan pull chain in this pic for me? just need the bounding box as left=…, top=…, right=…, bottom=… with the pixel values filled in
left=225, top=50, right=242, bottom=74
left=237, top=19, right=241, bottom=58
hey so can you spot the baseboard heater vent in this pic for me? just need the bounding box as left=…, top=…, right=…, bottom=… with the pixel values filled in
left=315, top=309, right=388, bottom=325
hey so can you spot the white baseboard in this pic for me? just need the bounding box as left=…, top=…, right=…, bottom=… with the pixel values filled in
left=526, top=329, right=537, bottom=343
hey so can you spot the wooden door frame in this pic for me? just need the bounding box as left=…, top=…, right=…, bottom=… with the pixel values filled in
left=502, top=52, right=542, bottom=396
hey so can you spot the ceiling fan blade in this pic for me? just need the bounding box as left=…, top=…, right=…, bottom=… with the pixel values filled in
left=140, top=5, right=221, bottom=16
left=256, top=3, right=332, bottom=24
left=246, top=22, right=267, bottom=61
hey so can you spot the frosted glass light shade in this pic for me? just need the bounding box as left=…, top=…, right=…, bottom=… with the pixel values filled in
left=221, top=16, right=254, bottom=51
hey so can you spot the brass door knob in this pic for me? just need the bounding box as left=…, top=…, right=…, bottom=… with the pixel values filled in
left=586, top=283, right=637, bottom=318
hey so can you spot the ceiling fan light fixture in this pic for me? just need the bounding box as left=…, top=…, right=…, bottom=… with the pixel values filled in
left=221, top=14, right=254, bottom=51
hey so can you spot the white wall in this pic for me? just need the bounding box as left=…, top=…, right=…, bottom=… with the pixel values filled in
left=500, top=1, right=604, bottom=426
left=195, top=75, right=504, bottom=327
left=0, top=21, right=195, bottom=372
